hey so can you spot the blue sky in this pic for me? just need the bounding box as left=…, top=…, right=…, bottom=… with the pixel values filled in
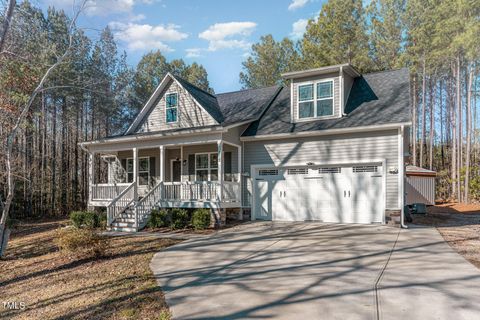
left=41, top=0, right=324, bottom=92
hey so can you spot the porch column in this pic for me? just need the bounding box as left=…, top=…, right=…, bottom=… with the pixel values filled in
left=237, top=146, right=243, bottom=220
left=180, top=145, right=184, bottom=182
left=159, top=145, right=165, bottom=182
left=217, top=140, right=223, bottom=202
left=88, top=151, right=95, bottom=203
left=133, top=147, right=138, bottom=201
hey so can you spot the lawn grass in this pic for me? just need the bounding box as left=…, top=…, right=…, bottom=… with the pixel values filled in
left=0, top=219, right=179, bottom=319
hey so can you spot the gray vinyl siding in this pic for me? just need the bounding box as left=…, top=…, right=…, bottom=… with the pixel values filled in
left=292, top=72, right=341, bottom=122
left=136, top=79, right=218, bottom=133
left=243, top=129, right=400, bottom=209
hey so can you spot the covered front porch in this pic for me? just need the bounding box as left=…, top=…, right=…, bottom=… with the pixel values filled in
left=88, top=140, right=242, bottom=209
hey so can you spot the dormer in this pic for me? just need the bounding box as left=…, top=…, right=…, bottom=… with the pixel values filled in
left=282, top=64, right=360, bottom=123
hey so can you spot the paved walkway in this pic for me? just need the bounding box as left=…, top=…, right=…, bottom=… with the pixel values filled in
left=150, top=222, right=480, bottom=320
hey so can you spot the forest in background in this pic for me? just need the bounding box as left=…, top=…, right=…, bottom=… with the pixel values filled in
left=1, top=0, right=479, bottom=220
left=0, top=1, right=212, bottom=218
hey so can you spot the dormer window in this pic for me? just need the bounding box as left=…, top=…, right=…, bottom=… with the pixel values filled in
left=166, top=93, right=178, bottom=123
left=298, top=79, right=334, bottom=119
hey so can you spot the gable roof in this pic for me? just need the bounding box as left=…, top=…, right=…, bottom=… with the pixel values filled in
left=242, top=68, right=411, bottom=137
left=125, top=73, right=281, bottom=135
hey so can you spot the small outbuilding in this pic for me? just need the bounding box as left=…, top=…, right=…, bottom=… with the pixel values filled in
left=405, top=165, right=436, bottom=206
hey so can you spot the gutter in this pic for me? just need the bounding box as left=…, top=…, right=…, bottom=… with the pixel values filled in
left=240, top=122, right=412, bottom=141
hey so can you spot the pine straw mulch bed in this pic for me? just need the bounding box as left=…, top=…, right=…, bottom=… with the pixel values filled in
left=0, top=219, right=180, bottom=320
left=412, top=203, right=480, bottom=269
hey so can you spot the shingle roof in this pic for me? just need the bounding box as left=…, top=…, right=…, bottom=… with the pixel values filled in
left=406, top=165, right=436, bottom=176
left=242, top=68, right=411, bottom=136
left=171, top=75, right=224, bottom=123
left=172, top=74, right=281, bottom=127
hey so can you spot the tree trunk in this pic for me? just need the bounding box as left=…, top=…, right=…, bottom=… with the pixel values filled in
left=464, top=66, right=473, bottom=203
left=412, top=74, right=417, bottom=166
left=429, top=77, right=435, bottom=170
left=456, top=56, right=462, bottom=202
left=420, top=58, right=426, bottom=168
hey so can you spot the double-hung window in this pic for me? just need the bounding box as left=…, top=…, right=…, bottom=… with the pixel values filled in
left=298, top=80, right=334, bottom=119
left=166, top=93, right=178, bottom=123
left=125, top=157, right=150, bottom=185
left=195, top=153, right=218, bottom=181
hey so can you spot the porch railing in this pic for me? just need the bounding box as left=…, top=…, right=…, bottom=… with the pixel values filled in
left=106, top=183, right=135, bottom=225
left=163, top=181, right=219, bottom=201
left=92, top=183, right=130, bottom=200
left=223, top=181, right=241, bottom=202
left=135, top=181, right=164, bottom=228
left=162, top=181, right=241, bottom=202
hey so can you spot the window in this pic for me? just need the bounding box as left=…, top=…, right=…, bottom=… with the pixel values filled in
left=298, top=80, right=334, bottom=119
left=166, top=93, right=178, bottom=123
left=318, top=167, right=341, bottom=174
left=353, top=165, right=378, bottom=173
left=287, top=168, right=308, bottom=175
left=259, top=169, right=279, bottom=176
left=125, top=157, right=150, bottom=185
left=195, top=153, right=218, bottom=181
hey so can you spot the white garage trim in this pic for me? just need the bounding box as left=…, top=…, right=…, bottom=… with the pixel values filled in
left=251, top=158, right=387, bottom=223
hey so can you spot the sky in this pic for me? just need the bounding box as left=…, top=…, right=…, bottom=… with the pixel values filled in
left=39, top=0, right=324, bottom=93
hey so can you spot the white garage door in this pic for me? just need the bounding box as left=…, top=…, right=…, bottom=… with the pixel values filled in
left=254, top=164, right=384, bottom=223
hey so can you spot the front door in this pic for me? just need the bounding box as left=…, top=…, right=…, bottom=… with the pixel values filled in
left=172, top=160, right=181, bottom=182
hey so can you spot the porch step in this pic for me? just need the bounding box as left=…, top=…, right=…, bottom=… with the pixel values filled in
left=111, top=221, right=136, bottom=228
left=115, top=217, right=136, bottom=223
left=108, top=225, right=138, bottom=232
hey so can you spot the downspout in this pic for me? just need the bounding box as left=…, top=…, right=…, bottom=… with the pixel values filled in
left=399, top=125, right=408, bottom=229
left=340, top=66, right=347, bottom=116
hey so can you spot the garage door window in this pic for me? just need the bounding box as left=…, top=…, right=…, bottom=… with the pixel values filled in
left=353, top=165, right=378, bottom=173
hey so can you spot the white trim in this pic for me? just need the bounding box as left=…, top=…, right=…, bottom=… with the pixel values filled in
left=282, top=63, right=361, bottom=79
left=399, top=125, right=407, bottom=228
left=290, top=79, right=294, bottom=123
left=250, top=159, right=386, bottom=222
left=170, top=159, right=181, bottom=182
left=222, top=140, right=241, bottom=148
left=165, top=92, right=179, bottom=124
left=240, top=122, right=412, bottom=141
left=80, top=128, right=224, bottom=148
left=127, top=156, right=150, bottom=185
left=296, top=78, right=335, bottom=121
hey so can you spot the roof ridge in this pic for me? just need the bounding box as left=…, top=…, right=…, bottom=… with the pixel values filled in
left=216, top=84, right=280, bottom=96
left=171, top=73, right=217, bottom=98
left=363, top=67, right=408, bottom=76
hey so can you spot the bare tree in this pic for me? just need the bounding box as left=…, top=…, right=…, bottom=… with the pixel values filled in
left=0, top=0, right=86, bottom=257
left=0, top=0, right=16, bottom=53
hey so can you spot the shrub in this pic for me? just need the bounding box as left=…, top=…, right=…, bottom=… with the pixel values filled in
left=170, top=208, right=189, bottom=229
left=70, top=211, right=102, bottom=229
left=97, top=211, right=107, bottom=229
left=191, top=209, right=211, bottom=230
left=70, top=211, right=85, bottom=228
left=83, top=211, right=99, bottom=228
left=147, top=209, right=170, bottom=228
left=55, top=227, right=109, bottom=259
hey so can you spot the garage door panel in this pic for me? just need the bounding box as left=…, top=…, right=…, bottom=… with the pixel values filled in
left=254, top=164, right=384, bottom=224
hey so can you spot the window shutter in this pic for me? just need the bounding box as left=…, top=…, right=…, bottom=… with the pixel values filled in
left=224, top=152, right=232, bottom=181
left=149, top=157, right=156, bottom=185
left=121, top=159, right=127, bottom=183
left=188, top=154, right=195, bottom=181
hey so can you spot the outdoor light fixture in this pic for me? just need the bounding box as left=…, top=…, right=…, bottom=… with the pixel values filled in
left=183, top=159, right=187, bottom=166
left=306, top=162, right=315, bottom=166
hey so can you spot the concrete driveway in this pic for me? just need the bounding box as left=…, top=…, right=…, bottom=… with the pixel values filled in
left=151, top=222, right=480, bottom=320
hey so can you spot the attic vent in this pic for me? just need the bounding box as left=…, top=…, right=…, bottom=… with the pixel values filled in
left=353, top=165, right=378, bottom=173
left=259, top=169, right=279, bottom=176
left=319, top=167, right=341, bottom=174
left=287, top=168, right=308, bottom=175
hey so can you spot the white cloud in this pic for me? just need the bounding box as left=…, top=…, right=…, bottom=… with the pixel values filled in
left=288, top=0, right=309, bottom=11
left=199, top=21, right=256, bottom=51
left=290, top=18, right=308, bottom=39
left=49, top=0, right=155, bottom=17
left=185, top=48, right=202, bottom=58
left=110, top=22, right=188, bottom=51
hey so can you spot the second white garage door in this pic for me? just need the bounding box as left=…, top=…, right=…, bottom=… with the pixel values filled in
left=254, top=164, right=384, bottom=223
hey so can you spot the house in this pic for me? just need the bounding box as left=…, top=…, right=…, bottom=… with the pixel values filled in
left=79, top=63, right=411, bottom=231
